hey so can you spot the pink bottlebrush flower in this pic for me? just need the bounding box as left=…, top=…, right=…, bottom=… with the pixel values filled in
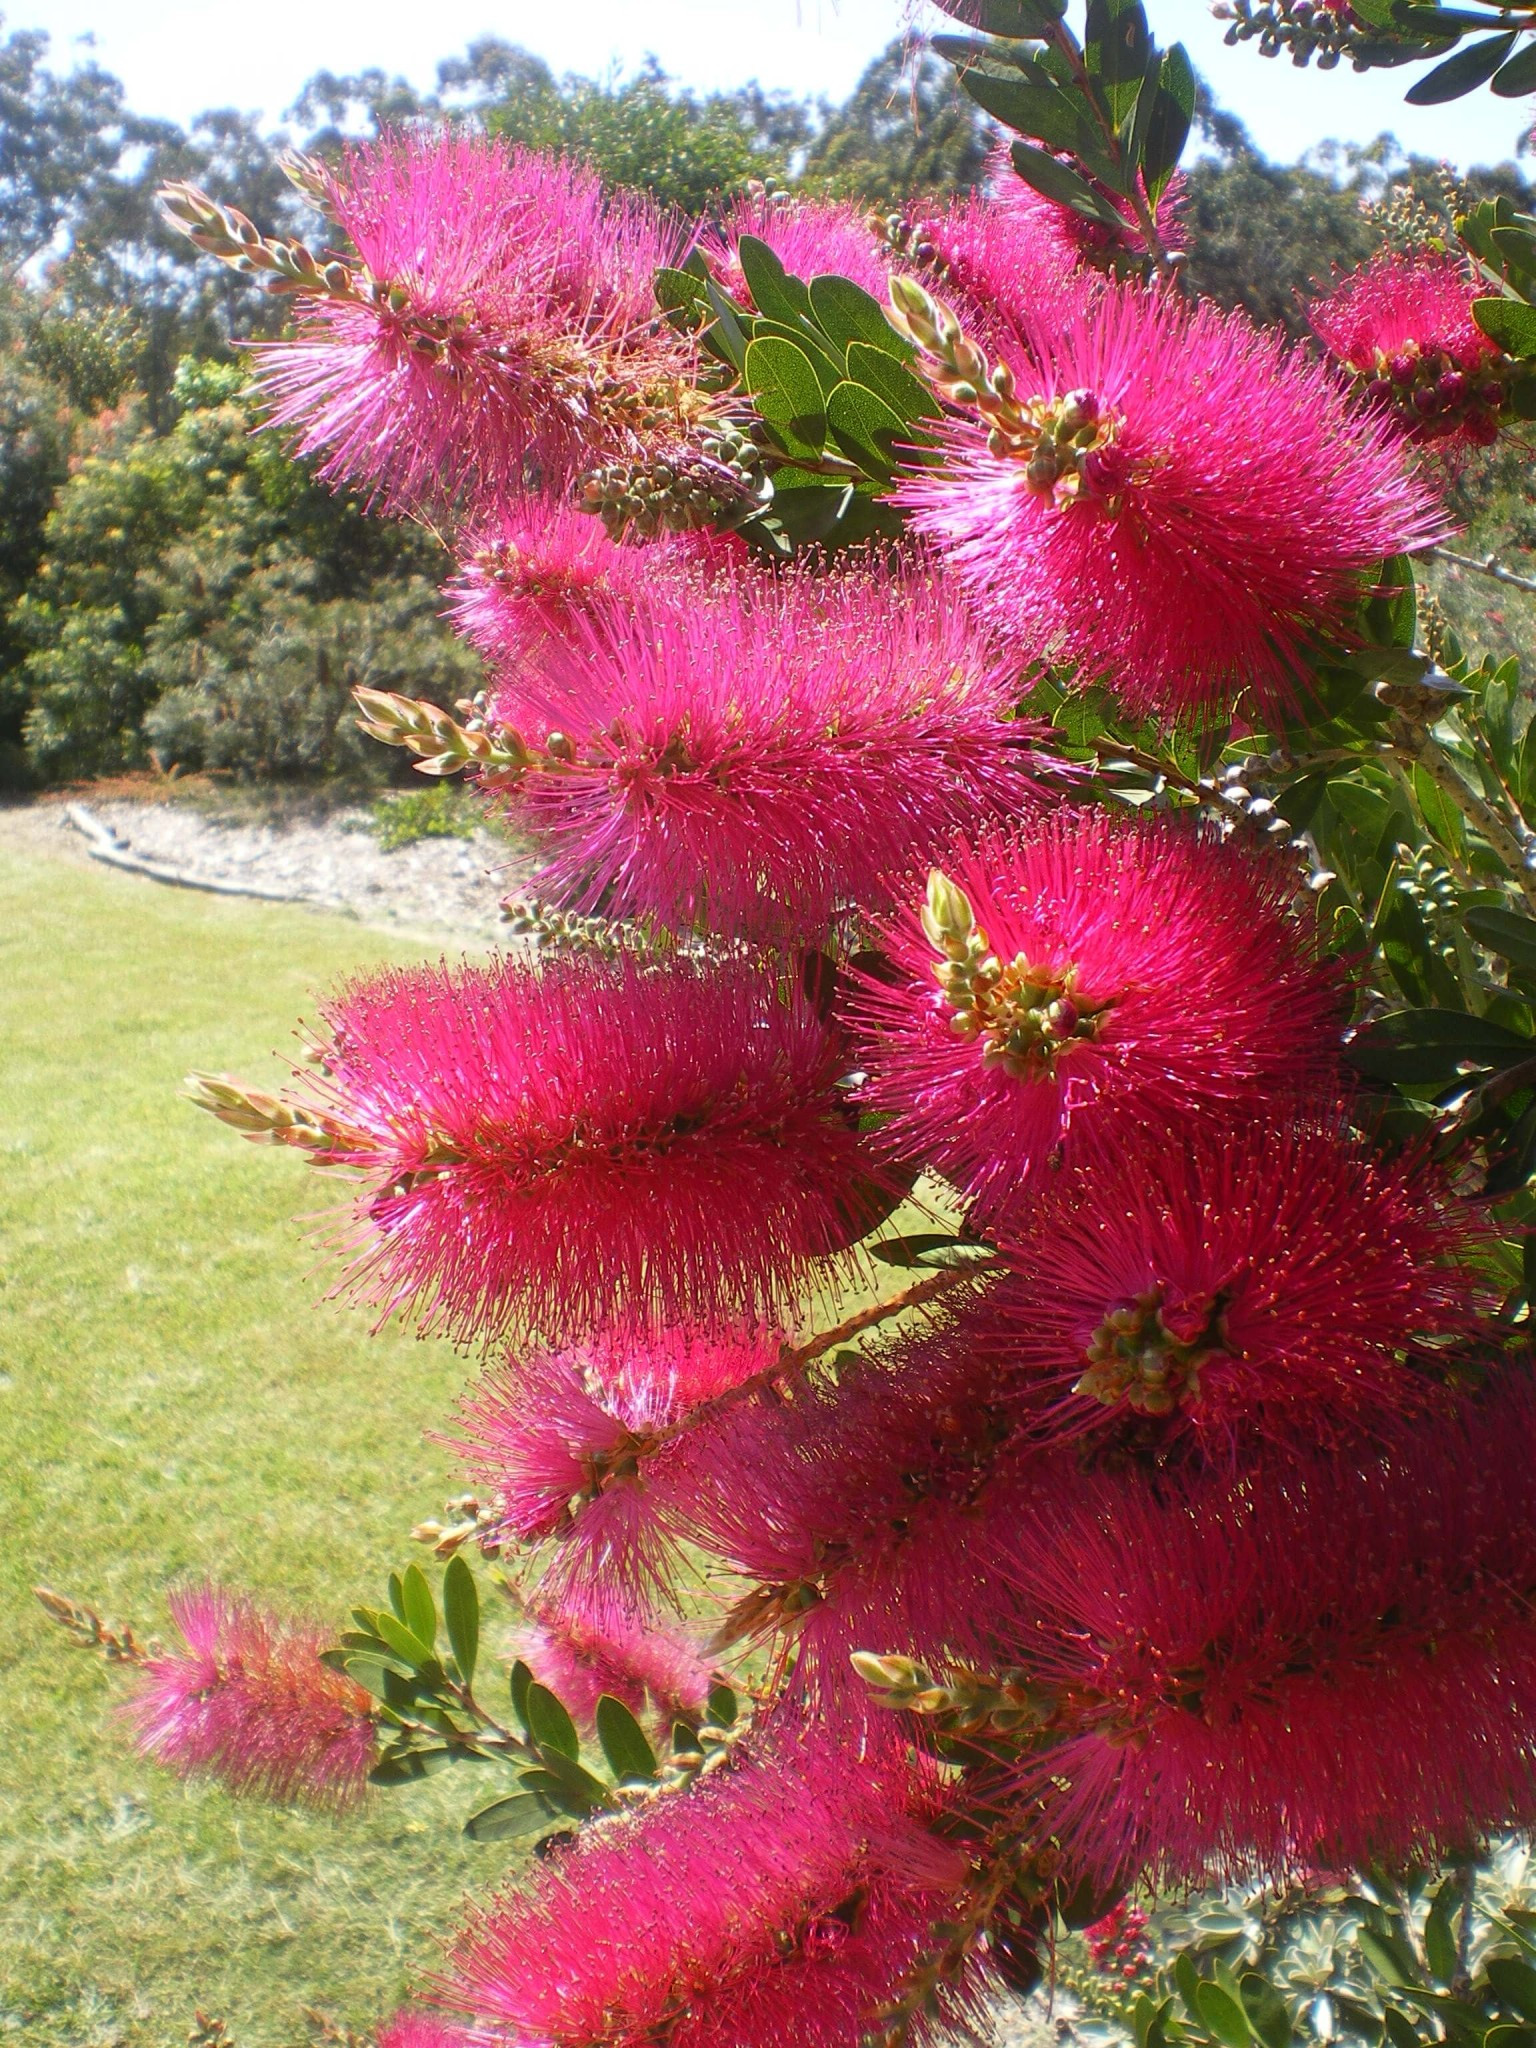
left=300, top=954, right=875, bottom=1344
left=452, top=1326, right=779, bottom=1619
left=250, top=133, right=692, bottom=515
left=900, top=189, right=1092, bottom=357
left=436, top=1722, right=992, bottom=2048
left=991, top=1381, right=1536, bottom=1880
left=445, top=498, right=717, bottom=676
left=375, top=2018, right=474, bottom=2048
left=901, top=280, right=1447, bottom=725
left=511, top=1584, right=713, bottom=1728
left=983, top=1118, right=1486, bottom=1446
left=702, top=190, right=893, bottom=305
left=124, top=1586, right=374, bottom=1809
left=485, top=550, right=1049, bottom=940
left=849, top=810, right=1347, bottom=1223
left=989, top=141, right=1187, bottom=274
left=661, top=1328, right=1008, bottom=1722
left=1309, top=248, right=1509, bottom=448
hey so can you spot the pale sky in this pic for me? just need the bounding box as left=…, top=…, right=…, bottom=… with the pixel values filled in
left=14, top=0, right=1534, bottom=171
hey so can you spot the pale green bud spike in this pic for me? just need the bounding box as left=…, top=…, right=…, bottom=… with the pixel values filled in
left=920, top=869, right=976, bottom=958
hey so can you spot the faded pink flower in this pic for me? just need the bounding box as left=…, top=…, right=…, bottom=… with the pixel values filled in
left=124, top=1586, right=374, bottom=1809
left=250, top=133, right=691, bottom=515
left=984, top=1118, right=1486, bottom=1446
left=484, top=551, right=1048, bottom=940
left=901, top=280, right=1446, bottom=724
left=374, top=2017, right=473, bottom=2048
left=436, top=1723, right=991, bottom=2048
left=1309, top=248, right=1508, bottom=448
left=511, top=1585, right=713, bottom=1728
left=702, top=190, right=892, bottom=305
left=299, top=955, right=876, bottom=1343
left=850, top=810, right=1346, bottom=1223
left=991, top=1381, right=1536, bottom=1879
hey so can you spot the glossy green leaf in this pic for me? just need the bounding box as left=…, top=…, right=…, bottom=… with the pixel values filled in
left=744, top=336, right=827, bottom=461
left=1493, top=38, right=1536, bottom=93
left=826, top=378, right=913, bottom=481
left=1467, top=906, right=1536, bottom=969
left=1366, top=552, right=1418, bottom=649
left=707, top=1680, right=739, bottom=1726
left=1194, top=1980, right=1255, bottom=2048
left=525, top=1682, right=581, bottom=1760
left=369, top=1746, right=456, bottom=1784
left=595, top=1694, right=659, bottom=1783
left=1382, top=2008, right=1423, bottom=2048
left=1358, top=1926, right=1418, bottom=1987
left=653, top=265, right=711, bottom=327
left=1174, top=1952, right=1204, bottom=2018
left=1474, top=297, right=1536, bottom=358
left=463, top=1792, right=552, bottom=1842
left=846, top=341, right=942, bottom=423
left=371, top=1607, right=436, bottom=1670
left=931, top=0, right=1067, bottom=31
left=509, top=1656, right=534, bottom=1735
left=871, top=1231, right=971, bottom=1267
left=399, top=1564, right=436, bottom=1652
left=1085, top=0, right=1151, bottom=125
left=808, top=274, right=909, bottom=359
left=1405, top=30, right=1517, bottom=100
left=1009, top=139, right=1123, bottom=224
left=735, top=235, right=813, bottom=325
left=1348, top=1007, right=1535, bottom=1084
left=528, top=1744, right=612, bottom=1811
left=1240, top=1974, right=1293, bottom=2048
left=1142, top=44, right=1196, bottom=203
left=1488, top=1959, right=1536, bottom=2021
left=441, top=1554, right=478, bottom=1687
left=959, top=67, right=1098, bottom=154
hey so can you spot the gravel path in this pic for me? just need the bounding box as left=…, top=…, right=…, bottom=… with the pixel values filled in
left=5, top=795, right=528, bottom=944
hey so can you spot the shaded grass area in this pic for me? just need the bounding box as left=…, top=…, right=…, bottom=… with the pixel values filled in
left=0, top=843, right=501, bottom=2046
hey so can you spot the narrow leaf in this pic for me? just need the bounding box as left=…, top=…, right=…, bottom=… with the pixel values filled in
left=441, top=1554, right=479, bottom=1687
left=399, top=1564, right=436, bottom=1651
left=463, top=1792, right=552, bottom=1842
left=1143, top=44, right=1196, bottom=203
left=1404, top=30, right=1517, bottom=101
left=846, top=341, right=942, bottom=421
left=1194, top=1980, right=1255, bottom=2048
left=1009, top=139, right=1124, bottom=224
left=526, top=1682, right=581, bottom=1760
left=1474, top=297, right=1536, bottom=358
left=825, top=378, right=914, bottom=482
left=735, top=234, right=813, bottom=325
left=808, top=274, right=911, bottom=358
left=1492, top=39, right=1536, bottom=93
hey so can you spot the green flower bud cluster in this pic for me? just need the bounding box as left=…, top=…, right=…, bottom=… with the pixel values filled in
left=1075, top=1285, right=1227, bottom=1416
left=577, top=426, right=768, bottom=541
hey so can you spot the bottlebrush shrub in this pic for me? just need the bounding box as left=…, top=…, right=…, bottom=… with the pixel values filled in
left=981, top=1116, right=1487, bottom=1445
left=478, top=551, right=1046, bottom=940
left=124, top=1586, right=376, bottom=1809
left=850, top=809, right=1347, bottom=1222
left=288, top=954, right=877, bottom=1343
left=149, top=60, right=1536, bottom=2048
left=898, top=278, right=1446, bottom=724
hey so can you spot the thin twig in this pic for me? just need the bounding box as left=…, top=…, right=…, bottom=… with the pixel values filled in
left=1431, top=545, right=1536, bottom=597
left=1390, top=719, right=1536, bottom=918
left=781, top=1261, right=995, bottom=1374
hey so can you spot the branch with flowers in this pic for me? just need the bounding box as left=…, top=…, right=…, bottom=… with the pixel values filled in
left=42, top=2, right=1536, bottom=2041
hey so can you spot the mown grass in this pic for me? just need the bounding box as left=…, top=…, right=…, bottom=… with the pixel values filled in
left=0, top=839, right=504, bottom=2047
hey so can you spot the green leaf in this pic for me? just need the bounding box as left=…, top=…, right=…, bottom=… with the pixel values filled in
left=735, top=235, right=813, bottom=325
left=1405, top=30, right=1517, bottom=100
left=1009, top=139, right=1123, bottom=224
left=1174, top=1953, right=1204, bottom=2019
left=961, top=68, right=1099, bottom=155
left=1488, top=1959, right=1536, bottom=2022
left=1194, top=1980, right=1255, bottom=2048
left=371, top=1607, right=436, bottom=1670
left=509, top=1656, right=533, bottom=1735
left=702, top=278, right=751, bottom=373
left=1486, top=2027, right=1536, bottom=2048
left=1423, top=1879, right=1462, bottom=1986
left=525, top=1682, right=581, bottom=1760
left=1382, top=2009, right=1423, bottom=2048
left=1473, top=297, right=1536, bottom=358
left=932, top=0, right=1067, bottom=31
left=744, top=336, right=827, bottom=462
left=845, top=342, right=942, bottom=423
left=528, top=1743, right=612, bottom=1812
left=369, top=1746, right=456, bottom=1784
left=1493, top=38, right=1536, bottom=93
left=1349, top=1007, right=1535, bottom=1083
left=1085, top=0, right=1151, bottom=124
left=1142, top=44, right=1196, bottom=204
left=516, top=1764, right=596, bottom=1818
left=706, top=1680, right=738, bottom=1726
left=826, top=378, right=914, bottom=482
left=463, top=1792, right=552, bottom=1842
left=1467, top=906, right=1536, bottom=969
left=1410, top=763, right=1466, bottom=857
left=1367, top=553, right=1418, bottom=650
left=871, top=1232, right=972, bottom=1267
left=441, top=1554, right=478, bottom=1687
left=595, top=1694, right=659, bottom=1783
left=1240, top=1975, right=1293, bottom=2048
left=1358, top=1926, right=1421, bottom=1987
left=399, top=1564, right=436, bottom=1653
left=653, top=265, right=711, bottom=327
left=807, top=275, right=909, bottom=359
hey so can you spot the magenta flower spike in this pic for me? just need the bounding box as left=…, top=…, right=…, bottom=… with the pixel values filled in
left=510, top=1585, right=713, bottom=1728
left=249, top=133, right=692, bottom=515
left=850, top=810, right=1346, bottom=1221
left=124, top=1586, right=374, bottom=1809
left=983, top=1116, right=1488, bottom=1447
left=487, top=550, right=1048, bottom=940
left=299, top=954, right=875, bottom=1343
left=435, top=1723, right=990, bottom=2048
left=901, top=279, right=1447, bottom=724
left=991, top=1381, right=1536, bottom=1879
left=1309, top=248, right=1510, bottom=448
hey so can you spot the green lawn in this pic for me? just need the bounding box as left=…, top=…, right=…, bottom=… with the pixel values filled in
left=1, top=839, right=499, bottom=2046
